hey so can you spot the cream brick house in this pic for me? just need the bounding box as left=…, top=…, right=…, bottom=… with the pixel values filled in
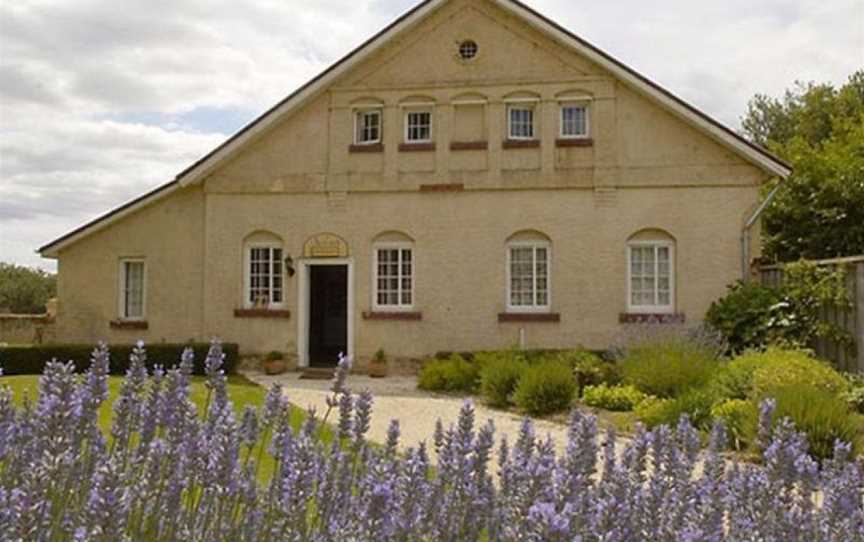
left=39, top=0, right=790, bottom=368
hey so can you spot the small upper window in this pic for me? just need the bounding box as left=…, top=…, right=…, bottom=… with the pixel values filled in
left=405, top=110, right=432, bottom=143
left=458, top=40, right=478, bottom=60
left=355, top=109, right=382, bottom=145
left=560, top=104, right=589, bottom=138
left=119, top=259, right=145, bottom=320
left=508, top=106, right=535, bottom=140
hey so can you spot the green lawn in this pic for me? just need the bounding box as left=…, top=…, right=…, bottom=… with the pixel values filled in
left=1, top=373, right=330, bottom=482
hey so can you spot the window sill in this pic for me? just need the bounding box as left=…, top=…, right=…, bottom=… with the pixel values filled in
left=419, top=183, right=464, bottom=193
left=349, top=143, right=384, bottom=153
left=234, top=308, right=292, bottom=319
left=502, top=139, right=540, bottom=149
left=556, top=137, right=593, bottom=148
left=498, top=312, right=560, bottom=323
left=450, top=140, right=488, bottom=151
left=110, top=319, right=149, bottom=330
left=399, top=142, right=435, bottom=152
left=363, top=311, right=422, bottom=321
left=619, top=313, right=685, bottom=324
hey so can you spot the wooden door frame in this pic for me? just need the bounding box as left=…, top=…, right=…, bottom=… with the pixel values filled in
left=297, top=258, right=354, bottom=368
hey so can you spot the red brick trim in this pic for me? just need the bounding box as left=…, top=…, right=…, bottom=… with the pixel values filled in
left=419, top=183, right=464, bottom=193
left=110, top=320, right=149, bottom=330
left=362, top=311, right=423, bottom=321
left=502, top=139, right=540, bottom=149
left=349, top=143, right=384, bottom=153
left=450, top=140, right=488, bottom=151
left=498, top=312, right=561, bottom=323
left=398, top=142, right=436, bottom=152
left=556, top=138, right=594, bottom=148
left=234, top=308, right=292, bottom=319
left=619, top=313, right=685, bottom=324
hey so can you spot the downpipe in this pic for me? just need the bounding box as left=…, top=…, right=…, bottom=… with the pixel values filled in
left=741, top=180, right=782, bottom=281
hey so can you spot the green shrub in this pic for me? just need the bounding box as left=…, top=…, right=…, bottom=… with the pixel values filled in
left=478, top=351, right=529, bottom=408
left=562, top=350, right=621, bottom=395
left=512, top=361, right=577, bottom=416
left=769, top=384, right=861, bottom=460
left=581, top=384, right=647, bottom=412
left=0, top=342, right=240, bottom=375
left=618, top=335, right=720, bottom=398
left=264, top=350, right=284, bottom=362
left=710, top=399, right=757, bottom=451
left=635, top=388, right=716, bottom=430
left=417, top=354, right=480, bottom=393
left=749, top=349, right=848, bottom=398
left=841, top=374, right=864, bottom=414
left=705, top=280, right=785, bottom=354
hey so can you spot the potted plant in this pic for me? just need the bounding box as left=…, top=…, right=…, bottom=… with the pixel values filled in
left=263, top=350, right=287, bottom=375
left=368, top=348, right=388, bottom=378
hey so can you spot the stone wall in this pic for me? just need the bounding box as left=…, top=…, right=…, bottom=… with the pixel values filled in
left=0, top=314, right=56, bottom=345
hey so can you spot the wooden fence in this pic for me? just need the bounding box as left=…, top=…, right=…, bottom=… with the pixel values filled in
left=759, top=256, right=864, bottom=373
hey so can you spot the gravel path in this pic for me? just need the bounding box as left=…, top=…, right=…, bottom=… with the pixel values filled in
left=244, top=371, right=628, bottom=463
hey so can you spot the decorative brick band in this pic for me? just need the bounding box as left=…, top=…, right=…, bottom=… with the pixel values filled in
left=556, top=138, right=594, bottom=148
left=234, top=309, right=292, bottom=319
left=498, top=312, right=561, bottom=323
left=110, top=320, right=149, bottom=330
left=348, top=143, right=384, bottom=153
left=502, top=139, right=540, bottom=149
left=419, top=183, right=464, bottom=193
left=619, top=313, right=686, bottom=324
left=362, top=311, right=423, bottom=321
left=450, top=140, right=488, bottom=151
left=398, top=142, right=436, bottom=152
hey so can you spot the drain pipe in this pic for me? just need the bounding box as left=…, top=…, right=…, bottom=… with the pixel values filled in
left=741, top=180, right=782, bottom=281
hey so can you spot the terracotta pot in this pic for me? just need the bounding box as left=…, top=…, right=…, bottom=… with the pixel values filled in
left=368, top=360, right=388, bottom=378
left=263, top=359, right=287, bottom=375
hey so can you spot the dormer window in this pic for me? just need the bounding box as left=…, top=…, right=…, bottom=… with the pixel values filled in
left=560, top=103, right=589, bottom=138
left=355, top=109, right=382, bottom=145
left=405, top=110, right=432, bottom=143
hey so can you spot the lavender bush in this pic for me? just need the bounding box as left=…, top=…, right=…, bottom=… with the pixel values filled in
left=1, top=341, right=863, bottom=541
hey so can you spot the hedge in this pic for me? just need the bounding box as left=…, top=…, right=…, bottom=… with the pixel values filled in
left=0, top=343, right=240, bottom=376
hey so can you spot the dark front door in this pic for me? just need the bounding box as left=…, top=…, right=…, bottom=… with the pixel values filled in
left=309, top=265, right=348, bottom=367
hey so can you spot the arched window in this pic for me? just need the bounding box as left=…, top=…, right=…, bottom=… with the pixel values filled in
left=506, top=230, right=551, bottom=312
left=243, top=231, right=284, bottom=309
left=626, top=229, right=675, bottom=313
left=372, top=231, right=415, bottom=310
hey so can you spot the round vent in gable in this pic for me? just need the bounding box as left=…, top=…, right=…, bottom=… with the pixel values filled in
left=458, top=40, right=478, bottom=60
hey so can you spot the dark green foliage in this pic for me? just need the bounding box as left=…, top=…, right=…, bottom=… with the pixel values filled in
left=618, top=335, right=720, bottom=398
left=560, top=350, right=621, bottom=396
left=635, top=388, right=717, bottom=430
left=478, top=351, right=529, bottom=408
left=769, top=384, right=861, bottom=460
left=264, top=351, right=284, bottom=361
left=742, top=71, right=864, bottom=261
left=0, top=263, right=56, bottom=314
left=842, top=374, right=864, bottom=414
left=581, top=384, right=647, bottom=412
left=0, top=342, right=240, bottom=375
left=417, top=354, right=480, bottom=393
left=512, top=360, right=576, bottom=416
left=706, top=261, right=852, bottom=354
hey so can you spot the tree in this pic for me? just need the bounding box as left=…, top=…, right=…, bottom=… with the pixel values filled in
left=0, top=262, right=57, bottom=314
left=741, top=71, right=864, bottom=262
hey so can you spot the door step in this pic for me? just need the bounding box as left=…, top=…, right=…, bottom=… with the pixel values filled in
left=299, top=368, right=336, bottom=380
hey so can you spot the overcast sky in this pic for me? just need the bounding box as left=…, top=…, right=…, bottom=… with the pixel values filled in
left=1, top=0, right=862, bottom=271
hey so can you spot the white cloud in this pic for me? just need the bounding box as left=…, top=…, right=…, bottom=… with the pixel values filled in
left=1, top=0, right=861, bottom=270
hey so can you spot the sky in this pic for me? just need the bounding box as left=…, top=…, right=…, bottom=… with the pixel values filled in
left=1, top=0, right=862, bottom=271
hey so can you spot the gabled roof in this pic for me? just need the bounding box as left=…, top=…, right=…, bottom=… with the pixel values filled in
left=40, top=0, right=791, bottom=258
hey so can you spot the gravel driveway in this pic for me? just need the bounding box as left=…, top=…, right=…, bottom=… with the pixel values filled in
left=244, top=371, right=629, bottom=464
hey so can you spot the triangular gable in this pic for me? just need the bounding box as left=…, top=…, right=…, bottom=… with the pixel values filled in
left=40, top=0, right=790, bottom=257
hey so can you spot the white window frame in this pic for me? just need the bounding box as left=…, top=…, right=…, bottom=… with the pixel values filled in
left=507, top=105, right=536, bottom=140
left=559, top=102, right=590, bottom=139
left=403, top=109, right=433, bottom=143
left=244, top=243, right=285, bottom=309
left=354, top=108, right=382, bottom=145
left=372, top=242, right=415, bottom=311
left=118, top=258, right=146, bottom=321
left=505, top=241, right=551, bottom=313
left=626, top=241, right=675, bottom=314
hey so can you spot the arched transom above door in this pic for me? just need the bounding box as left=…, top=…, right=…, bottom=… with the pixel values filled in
left=303, top=233, right=349, bottom=259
